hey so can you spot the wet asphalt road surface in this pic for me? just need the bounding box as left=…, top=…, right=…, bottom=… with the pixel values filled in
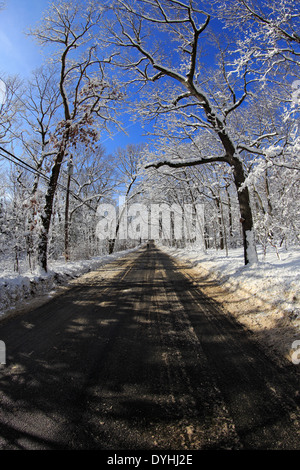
left=0, top=245, right=299, bottom=450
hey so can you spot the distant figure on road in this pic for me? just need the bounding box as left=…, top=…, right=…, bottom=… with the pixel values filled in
left=147, top=240, right=154, bottom=250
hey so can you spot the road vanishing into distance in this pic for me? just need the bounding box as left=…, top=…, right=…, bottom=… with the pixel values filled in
left=0, top=244, right=299, bottom=450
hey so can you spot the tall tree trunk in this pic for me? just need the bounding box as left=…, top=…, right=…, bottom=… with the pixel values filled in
left=37, top=146, right=66, bottom=272
left=64, top=172, right=71, bottom=262
left=231, top=157, right=257, bottom=264
left=215, top=195, right=225, bottom=250
left=64, top=158, right=73, bottom=262
left=225, top=184, right=233, bottom=240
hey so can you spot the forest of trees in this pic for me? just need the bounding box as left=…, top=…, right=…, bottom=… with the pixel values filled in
left=0, top=0, right=299, bottom=273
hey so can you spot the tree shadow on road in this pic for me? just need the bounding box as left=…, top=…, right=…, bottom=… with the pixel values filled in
left=0, top=247, right=299, bottom=450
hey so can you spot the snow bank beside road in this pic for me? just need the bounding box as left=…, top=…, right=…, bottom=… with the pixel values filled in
left=162, top=245, right=300, bottom=317
left=160, top=244, right=300, bottom=363
left=0, top=247, right=138, bottom=317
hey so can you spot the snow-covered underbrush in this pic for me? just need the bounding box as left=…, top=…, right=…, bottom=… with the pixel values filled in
left=0, top=248, right=138, bottom=317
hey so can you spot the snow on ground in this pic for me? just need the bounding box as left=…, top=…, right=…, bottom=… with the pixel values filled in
left=160, top=243, right=300, bottom=365
left=0, top=247, right=139, bottom=318
left=161, top=245, right=300, bottom=316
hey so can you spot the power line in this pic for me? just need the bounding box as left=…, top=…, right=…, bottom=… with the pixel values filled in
left=0, top=151, right=53, bottom=187
left=0, top=146, right=99, bottom=212
left=0, top=146, right=53, bottom=184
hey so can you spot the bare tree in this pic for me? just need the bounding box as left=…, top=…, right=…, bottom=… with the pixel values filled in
left=215, top=0, right=300, bottom=70
left=19, top=66, right=61, bottom=194
left=0, top=75, right=23, bottom=146
left=64, top=144, right=116, bottom=260
left=29, top=0, right=123, bottom=271
left=108, top=0, right=260, bottom=264
left=107, top=143, right=145, bottom=253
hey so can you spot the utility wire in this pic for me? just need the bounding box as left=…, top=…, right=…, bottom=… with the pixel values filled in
left=0, top=146, right=99, bottom=212
left=0, top=146, right=53, bottom=184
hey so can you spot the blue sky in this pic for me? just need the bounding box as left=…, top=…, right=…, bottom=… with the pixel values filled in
left=0, top=1, right=225, bottom=156
left=0, top=0, right=148, bottom=154
left=0, top=0, right=51, bottom=78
